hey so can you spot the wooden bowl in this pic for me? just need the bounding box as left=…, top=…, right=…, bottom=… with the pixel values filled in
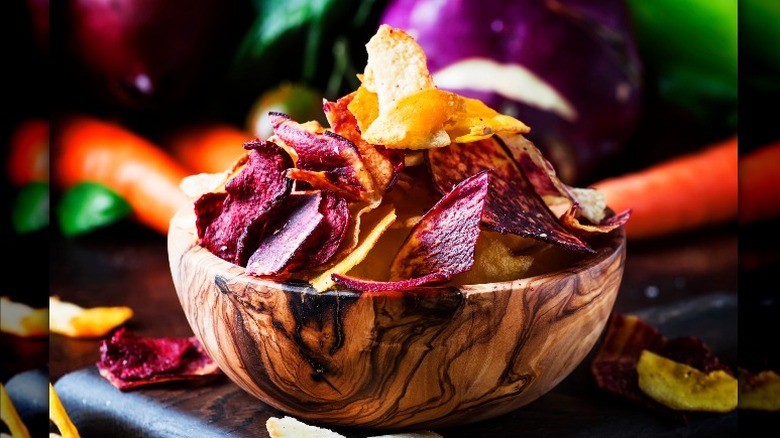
left=168, top=207, right=626, bottom=430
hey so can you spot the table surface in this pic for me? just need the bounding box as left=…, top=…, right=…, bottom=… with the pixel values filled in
left=5, top=220, right=769, bottom=437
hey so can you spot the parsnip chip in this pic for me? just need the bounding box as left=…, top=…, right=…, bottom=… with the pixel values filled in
left=49, top=382, right=81, bottom=438
left=1, top=383, right=32, bottom=438
left=637, top=349, right=737, bottom=413
left=0, top=296, right=47, bottom=337
left=738, top=369, right=780, bottom=411
left=49, top=296, right=133, bottom=338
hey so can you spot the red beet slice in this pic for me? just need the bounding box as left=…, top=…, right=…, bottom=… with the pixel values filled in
left=427, top=137, right=592, bottom=252
left=195, top=140, right=293, bottom=264
left=96, top=327, right=220, bottom=390
left=269, top=112, right=377, bottom=202
left=332, top=170, right=490, bottom=291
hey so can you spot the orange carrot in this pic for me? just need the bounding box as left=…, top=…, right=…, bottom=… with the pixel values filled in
left=591, top=135, right=738, bottom=241
left=164, top=123, right=253, bottom=174
left=53, top=114, right=191, bottom=235
left=739, top=140, right=780, bottom=225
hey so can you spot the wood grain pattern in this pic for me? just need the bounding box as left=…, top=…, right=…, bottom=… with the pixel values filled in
left=168, top=208, right=626, bottom=430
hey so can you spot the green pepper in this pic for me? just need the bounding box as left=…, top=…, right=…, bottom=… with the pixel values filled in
left=11, top=181, right=49, bottom=234
left=626, top=0, right=737, bottom=129
left=57, top=182, right=132, bottom=237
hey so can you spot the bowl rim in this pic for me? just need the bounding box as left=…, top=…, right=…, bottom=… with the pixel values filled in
left=169, top=206, right=626, bottom=298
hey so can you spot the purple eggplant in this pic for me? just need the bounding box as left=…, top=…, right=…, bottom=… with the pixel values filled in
left=380, top=0, right=643, bottom=184
left=62, top=0, right=247, bottom=113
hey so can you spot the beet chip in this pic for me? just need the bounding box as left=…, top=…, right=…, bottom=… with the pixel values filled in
left=97, top=327, right=220, bottom=390
left=591, top=313, right=734, bottom=421
left=195, top=140, right=293, bottom=264
left=246, top=191, right=349, bottom=277
left=269, top=112, right=377, bottom=202
left=333, top=170, right=489, bottom=291
left=427, top=138, right=592, bottom=253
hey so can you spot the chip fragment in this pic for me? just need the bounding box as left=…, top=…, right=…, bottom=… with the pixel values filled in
left=637, top=349, right=737, bottom=412
left=49, top=295, right=133, bottom=338
left=738, top=369, right=780, bottom=411
left=592, top=313, right=736, bottom=420
left=96, top=327, right=221, bottom=390
left=0, top=296, right=47, bottom=337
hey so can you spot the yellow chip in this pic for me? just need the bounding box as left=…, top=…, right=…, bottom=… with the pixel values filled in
left=50, top=382, right=81, bottom=438
left=49, top=296, right=133, bottom=338
left=1, top=383, right=32, bottom=438
left=637, top=349, right=737, bottom=413
left=308, top=205, right=396, bottom=292
left=738, top=369, right=780, bottom=411
left=0, top=296, right=48, bottom=337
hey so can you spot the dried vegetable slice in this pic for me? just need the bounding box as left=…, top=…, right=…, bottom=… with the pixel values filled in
left=591, top=313, right=737, bottom=420
left=351, top=24, right=529, bottom=150
left=0, top=296, right=47, bottom=337
left=49, top=382, right=81, bottom=438
left=323, top=92, right=404, bottom=194
left=49, top=295, right=133, bottom=338
left=245, top=191, right=349, bottom=278
left=738, top=369, right=780, bottom=411
left=333, top=170, right=490, bottom=291
left=97, top=327, right=221, bottom=390
left=196, top=140, right=293, bottom=264
left=269, top=112, right=377, bottom=202
left=1, top=382, right=32, bottom=438
left=637, top=350, right=737, bottom=413
left=427, top=137, right=592, bottom=252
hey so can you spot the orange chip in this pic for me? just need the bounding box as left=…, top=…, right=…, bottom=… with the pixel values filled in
left=637, top=349, right=737, bottom=413
left=49, top=296, right=133, bottom=338
left=353, top=25, right=529, bottom=150
left=0, top=296, right=48, bottom=337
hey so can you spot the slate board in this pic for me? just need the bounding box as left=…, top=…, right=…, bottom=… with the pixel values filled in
left=51, top=293, right=739, bottom=438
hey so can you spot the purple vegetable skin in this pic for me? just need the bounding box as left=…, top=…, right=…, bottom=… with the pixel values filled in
left=380, top=0, right=643, bottom=184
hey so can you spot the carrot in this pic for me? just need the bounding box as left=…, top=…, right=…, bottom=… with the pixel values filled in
left=591, top=135, right=738, bottom=241
left=739, top=140, right=780, bottom=225
left=53, top=114, right=191, bottom=235
left=7, top=118, right=49, bottom=185
left=163, top=122, right=253, bottom=174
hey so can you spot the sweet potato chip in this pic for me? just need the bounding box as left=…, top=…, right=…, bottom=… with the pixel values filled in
left=427, top=138, right=592, bottom=252
left=269, top=112, right=377, bottom=202
left=96, top=327, right=221, bottom=390
left=637, top=350, right=737, bottom=413
left=0, top=296, right=47, bottom=337
left=49, top=296, right=133, bottom=338
left=196, top=140, right=293, bottom=264
left=738, top=369, right=780, bottom=411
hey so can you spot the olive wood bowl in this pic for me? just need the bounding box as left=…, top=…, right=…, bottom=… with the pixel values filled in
left=168, top=207, right=626, bottom=430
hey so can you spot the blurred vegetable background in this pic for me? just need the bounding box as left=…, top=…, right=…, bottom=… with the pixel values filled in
left=2, top=1, right=777, bottom=245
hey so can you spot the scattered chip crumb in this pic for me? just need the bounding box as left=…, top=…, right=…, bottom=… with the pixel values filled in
left=265, top=416, right=443, bottom=438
